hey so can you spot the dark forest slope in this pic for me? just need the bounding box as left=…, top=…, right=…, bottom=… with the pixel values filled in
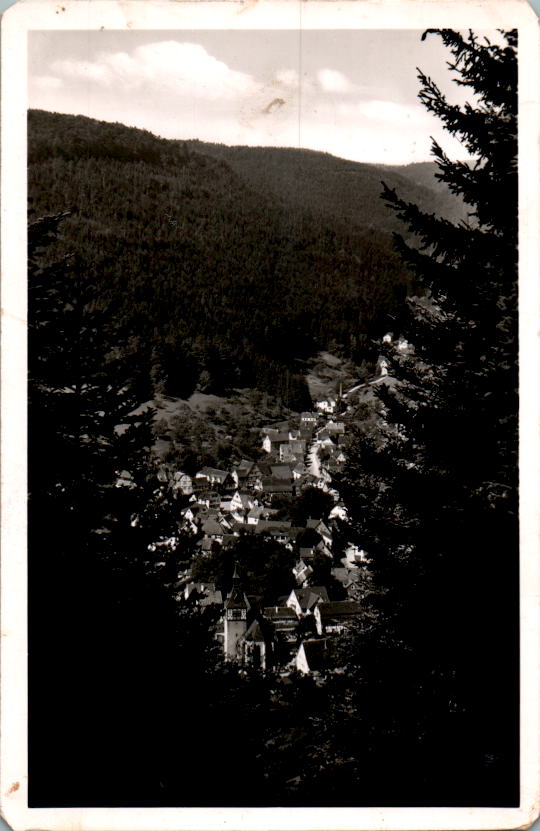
left=187, top=141, right=466, bottom=233
left=28, top=110, right=457, bottom=403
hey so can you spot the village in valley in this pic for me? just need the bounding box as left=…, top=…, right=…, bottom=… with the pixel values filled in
left=152, top=352, right=395, bottom=675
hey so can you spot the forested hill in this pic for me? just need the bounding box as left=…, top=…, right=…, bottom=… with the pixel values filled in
left=28, top=109, right=456, bottom=405
left=187, top=141, right=466, bottom=232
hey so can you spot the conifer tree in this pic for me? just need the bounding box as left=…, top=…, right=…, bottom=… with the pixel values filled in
left=28, top=213, right=207, bottom=806
left=337, top=29, right=519, bottom=805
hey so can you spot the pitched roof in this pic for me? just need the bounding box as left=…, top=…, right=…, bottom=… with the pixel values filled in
left=200, top=589, right=223, bottom=606
left=196, top=466, right=230, bottom=480
left=256, top=520, right=292, bottom=535
left=261, top=479, right=294, bottom=493
left=288, top=440, right=306, bottom=451
left=243, top=620, right=266, bottom=642
left=265, top=431, right=290, bottom=444
left=317, top=600, right=362, bottom=619
left=325, top=421, right=346, bottom=433
left=270, top=465, right=294, bottom=479
left=290, top=586, right=329, bottom=611
left=263, top=606, right=297, bottom=621
left=201, top=518, right=225, bottom=535
left=235, top=459, right=254, bottom=475
left=299, top=547, right=316, bottom=558
left=299, top=639, right=327, bottom=671
left=262, top=421, right=289, bottom=433
left=294, top=558, right=313, bottom=571
left=330, top=568, right=359, bottom=589
left=224, top=568, right=250, bottom=610
left=315, top=430, right=336, bottom=443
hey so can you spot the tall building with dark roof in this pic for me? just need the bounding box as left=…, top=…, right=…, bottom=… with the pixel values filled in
left=223, top=565, right=250, bottom=659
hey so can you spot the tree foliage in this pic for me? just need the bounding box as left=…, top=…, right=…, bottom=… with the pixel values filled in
left=336, top=29, right=519, bottom=805
left=28, top=213, right=217, bottom=805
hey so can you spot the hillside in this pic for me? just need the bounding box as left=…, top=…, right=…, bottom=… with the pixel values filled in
left=185, top=141, right=466, bottom=234
left=27, top=109, right=460, bottom=403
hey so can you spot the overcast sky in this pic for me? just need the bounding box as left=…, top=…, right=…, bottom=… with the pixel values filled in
left=29, top=29, right=479, bottom=165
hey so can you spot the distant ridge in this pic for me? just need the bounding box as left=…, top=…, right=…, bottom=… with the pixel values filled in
left=184, top=138, right=466, bottom=233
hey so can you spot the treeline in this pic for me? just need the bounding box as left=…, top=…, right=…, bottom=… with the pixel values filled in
left=190, top=141, right=467, bottom=234
left=28, top=109, right=414, bottom=404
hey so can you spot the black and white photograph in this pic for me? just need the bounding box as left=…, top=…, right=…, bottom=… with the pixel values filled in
left=1, top=1, right=539, bottom=828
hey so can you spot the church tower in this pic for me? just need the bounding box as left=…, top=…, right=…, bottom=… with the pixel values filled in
left=223, top=564, right=249, bottom=659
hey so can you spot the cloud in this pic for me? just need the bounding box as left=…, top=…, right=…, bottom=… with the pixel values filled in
left=317, top=68, right=355, bottom=94
left=33, top=75, right=64, bottom=90
left=356, top=99, right=423, bottom=123
left=275, top=69, right=298, bottom=87
left=50, top=41, right=256, bottom=100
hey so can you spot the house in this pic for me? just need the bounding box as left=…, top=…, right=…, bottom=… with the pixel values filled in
left=298, top=546, right=316, bottom=562
left=229, top=490, right=257, bottom=521
left=331, top=566, right=360, bottom=590
left=296, top=639, right=327, bottom=674
left=232, top=460, right=263, bottom=489
left=329, top=503, right=348, bottom=521
left=298, top=473, right=321, bottom=489
left=261, top=478, right=295, bottom=498
left=200, top=587, right=224, bottom=607
left=325, top=421, right=346, bottom=435
left=292, top=462, right=307, bottom=480
left=315, top=540, right=333, bottom=559
left=172, top=472, right=193, bottom=495
left=322, top=457, right=344, bottom=477
left=269, top=464, right=294, bottom=481
left=314, top=601, right=362, bottom=635
left=184, top=581, right=222, bottom=604
left=179, top=506, right=199, bottom=534
left=262, top=429, right=290, bottom=454
left=293, top=558, right=314, bottom=586
left=279, top=443, right=295, bottom=463
left=279, top=440, right=306, bottom=463
left=201, top=518, right=226, bottom=541
left=242, top=620, right=273, bottom=670
left=286, top=586, right=329, bottom=617
left=263, top=606, right=298, bottom=640
left=247, top=506, right=265, bottom=526
left=262, top=420, right=290, bottom=434
left=344, top=544, right=368, bottom=565
left=196, top=491, right=222, bottom=509
left=314, top=428, right=337, bottom=446
left=245, top=463, right=264, bottom=489
left=231, top=459, right=252, bottom=486
left=300, top=412, right=319, bottom=427
left=256, top=520, right=294, bottom=544
left=195, top=467, right=234, bottom=490
left=306, top=519, right=333, bottom=549
left=315, top=398, right=337, bottom=414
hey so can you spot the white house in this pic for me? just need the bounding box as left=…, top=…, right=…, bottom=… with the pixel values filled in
left=296, top=639, right=327, bottom=674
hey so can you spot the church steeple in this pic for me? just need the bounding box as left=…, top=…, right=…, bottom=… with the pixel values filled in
left=223, top=563, right=249, bottom=659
